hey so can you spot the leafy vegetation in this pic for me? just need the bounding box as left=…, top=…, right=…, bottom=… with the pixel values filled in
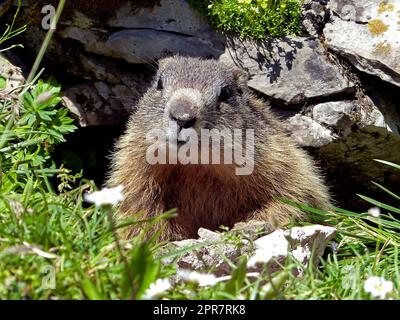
left=190, top=0, right=303, bottom=39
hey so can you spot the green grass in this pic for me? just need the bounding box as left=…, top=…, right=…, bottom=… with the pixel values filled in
left=190, top=0, right=303, bottom=39
left=1, top=164, right=399, bottom=300
left=1, top=0, right=399, bottom=300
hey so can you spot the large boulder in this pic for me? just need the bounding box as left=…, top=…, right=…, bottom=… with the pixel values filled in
left=107, top=0, right=218, bottom=38
left=60, top=27, right=223, bottom=65
left=220, top=37, right=354, bottom=105
left=284, top=71, right=400, bottom=208
left=59, top=0, right=225, bottom=65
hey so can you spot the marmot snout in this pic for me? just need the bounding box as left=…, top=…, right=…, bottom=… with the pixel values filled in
left=108, top=56, right=331, bottom=240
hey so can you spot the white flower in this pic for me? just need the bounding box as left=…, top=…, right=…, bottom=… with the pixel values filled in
left=35, top=91, right=53, bottom=104
left=143, top=278, right=171, bottom=299
left=368, top=207, right=381, bottom=218
left=331, top=241, right=338, bottom=253
left=84, top=185, right=124, bottom=206
left=364, top=276, right=393, bottom=299
left=176, top=270, right=219, bottom=286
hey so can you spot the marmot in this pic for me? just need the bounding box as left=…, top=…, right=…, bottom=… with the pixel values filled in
left=107, top=56, right=331, bottom=241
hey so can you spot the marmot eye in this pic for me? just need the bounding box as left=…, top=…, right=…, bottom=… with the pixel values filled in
left=219, top=86, right=232, bottom=102
left=157, top=78, right=163, bottom=90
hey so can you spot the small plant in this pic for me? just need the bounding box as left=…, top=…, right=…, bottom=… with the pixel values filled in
left=0, top=79, right=77, bottom=192
left=190, top=0, right=303, bottom=39
left=0, top=76, right=174, bottom=299
left=0, top=0, right=26, bottom=52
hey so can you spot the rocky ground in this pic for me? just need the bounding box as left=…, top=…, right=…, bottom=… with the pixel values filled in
left=163, top=223, right=337, bottom=277
left=1, top=0, right=399, bottom=209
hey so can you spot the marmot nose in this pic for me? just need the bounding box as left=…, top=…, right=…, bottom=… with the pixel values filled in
left=169, top=102, right=197, bottom=129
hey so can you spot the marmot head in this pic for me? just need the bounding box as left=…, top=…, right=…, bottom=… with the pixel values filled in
left=145, top=56, right=258, bottom=144
left=128, top=56, right=272, bottom=174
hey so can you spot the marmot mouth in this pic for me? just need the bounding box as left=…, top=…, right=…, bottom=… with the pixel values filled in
left=176, top=139, right=188, bottom=147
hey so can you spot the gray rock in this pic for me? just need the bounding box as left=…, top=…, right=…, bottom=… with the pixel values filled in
left=165, top=224, right=336, bottom=277
left=63, top=83, right=117, bottom=126
left=230, top=221, right=275, bottom=240
left=247, top=225, right=337, bottom=275
left=94, top=81, right=112, bottom=100
left=61, top=27, right=224, bottom=64
left=324, top=1, right=400, bottom=88
left=328, top=0, right=379, bottom=23
left=62, top=96, right=87, bottom=127
left=59, top=1, right=225, bottom=65
left=358, top=97, right=388, bottom=130
left=62, top=84, right=101, bottom=127
left=197, top=228, right=222, bottom=242
left=108, top=0, right=215, bottom=37
left=70, top=54, right=121, bottom=84
left=52, top=48, right=153, bottom=126
left=363, top=85, right=400, bottom=135
left=111, top=84, right=138, bottom=110
left=302, top=18, right=318, bottom=37
left=312, top=101, right=355, bottom=129
left=62, top=79, right=149, bottom=126
left=301, top=0, right=330, bottom=36
left=316, top=125, right=400, bottom=209
left=69, top=10, right=95, bottom=29
left=309, top=75, right=400, bottom=209
left=284, top=73, right=400, bottom=151
left=169, top=231, right=246, bottom=277
left=220, top=37, right=354, bottom=104
left=285, top=115, right=334, bottom=147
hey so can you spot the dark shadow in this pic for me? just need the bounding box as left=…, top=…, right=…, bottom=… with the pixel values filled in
left=224, top=35, right=303, bottom=84
left=301, top=0, right=331, bottom=36
left=53, top=123, right=126, bottom=187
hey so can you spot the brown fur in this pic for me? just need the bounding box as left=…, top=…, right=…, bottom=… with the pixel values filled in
left=107, top=56, right=331, bottom=241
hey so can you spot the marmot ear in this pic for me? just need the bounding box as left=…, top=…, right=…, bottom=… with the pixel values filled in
left=157, top=58, right=169, bottom=70
left=220, top=60, right=249, bottom=86
left=157, top=55, right=176, bottom=70
left=232, top=67, right=249, bottom=87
